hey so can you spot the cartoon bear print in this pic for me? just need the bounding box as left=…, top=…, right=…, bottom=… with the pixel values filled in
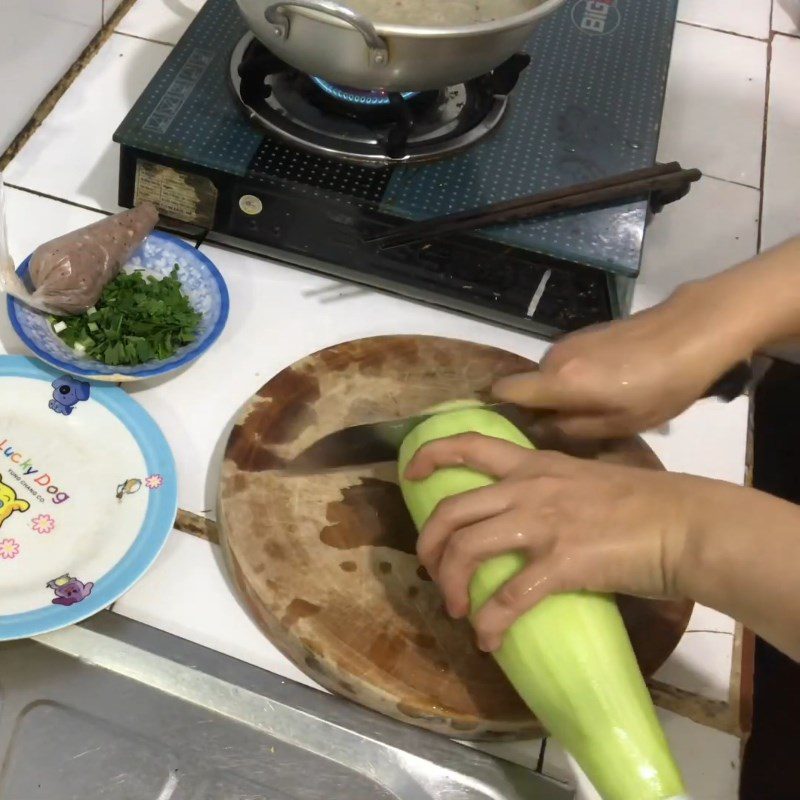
left=0, top=472, right=30, bottom=529
left=47, top=574, right=94, bottom=606
left=49, top=376, right=91, bottom=416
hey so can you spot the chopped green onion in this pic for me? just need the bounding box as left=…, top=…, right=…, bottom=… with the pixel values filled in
left=51, top=264, right=201, bottom=366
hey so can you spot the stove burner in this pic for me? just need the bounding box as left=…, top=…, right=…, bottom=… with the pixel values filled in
left=310, top=77, right=419, bottom=106
left=231, top=34, right=530, bottom=165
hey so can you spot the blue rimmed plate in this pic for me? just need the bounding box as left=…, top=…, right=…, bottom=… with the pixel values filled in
left=0, top=356, right=177, bottom=640
left=7, top=231, right=229, bottom=382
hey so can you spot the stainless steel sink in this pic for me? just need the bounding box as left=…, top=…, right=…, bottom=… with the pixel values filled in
left=0, top=614, right=572, bottom=799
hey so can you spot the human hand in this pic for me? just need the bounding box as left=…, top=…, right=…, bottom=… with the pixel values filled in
left=405, top=434, right=706, bottom=652
left=493, top=283, right=756, bottom=439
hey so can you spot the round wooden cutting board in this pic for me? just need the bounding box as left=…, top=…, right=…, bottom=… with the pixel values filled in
left=218, top=335, right=693, bottom=740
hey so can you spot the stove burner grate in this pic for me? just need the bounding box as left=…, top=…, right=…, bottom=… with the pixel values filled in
left=231, top=34, right=529, bottom=165
left=309, top=76, right=419, bottom=106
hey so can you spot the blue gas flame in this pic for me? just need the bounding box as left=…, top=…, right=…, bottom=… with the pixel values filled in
left=311, top=76, right=418, bottom=106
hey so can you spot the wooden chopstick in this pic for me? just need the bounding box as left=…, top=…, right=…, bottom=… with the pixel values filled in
left=366, top=163, right=701, bottom=250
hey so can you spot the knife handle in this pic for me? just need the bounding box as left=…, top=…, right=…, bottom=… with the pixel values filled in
left=702, top=361, right=752, bottom=401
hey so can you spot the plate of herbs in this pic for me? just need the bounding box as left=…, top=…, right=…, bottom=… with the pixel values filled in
left=7, top=232, right=229, bottom=381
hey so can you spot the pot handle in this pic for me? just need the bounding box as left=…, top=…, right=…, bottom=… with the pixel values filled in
left=264, top=0, right=389, bottom=65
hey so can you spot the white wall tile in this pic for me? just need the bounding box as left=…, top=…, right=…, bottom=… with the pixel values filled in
left=4, top=33, right=170, bottom=213
left=653, top=630, right=734, bottom=702
left=103, top=0, right=126, bottom=24
left=0, top=0, right=102, bottom=154
left=653, top=605, right=736, bottom=704
left=687, top=603, right=737, bottom=635
left=633, top=175, right=760, bottom=313
left=773, top=0, right=800, bottom=35
left=678, top=0, right=771, bottom=38
left=642, top=395, right=748, bottom=485
left=761, top=34, right=800, bottom=250
left=2, top=187, right=104, bottom=265
left=460, top=738, right=545, bottom=772
left=116, top=0, right=206, bottom=44
left=658, top=23, right=767, bottom=188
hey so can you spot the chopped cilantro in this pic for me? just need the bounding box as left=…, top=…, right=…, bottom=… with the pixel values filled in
left=52, top=265, right=202, bottom=366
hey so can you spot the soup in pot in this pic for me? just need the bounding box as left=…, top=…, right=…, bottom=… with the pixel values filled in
left=344, top=0, right=544, bottom=26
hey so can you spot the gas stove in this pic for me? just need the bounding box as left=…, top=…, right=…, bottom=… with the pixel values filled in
left=231, top=33, right=530, bottom=164
left=114, top=0, right=679, bottom=338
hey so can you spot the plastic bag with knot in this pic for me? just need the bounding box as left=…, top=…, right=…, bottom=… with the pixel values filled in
left=0, top=175, right=159, bottom=316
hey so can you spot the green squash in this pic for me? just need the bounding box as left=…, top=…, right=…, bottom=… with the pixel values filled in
left=398, top=406, right=687, bottom=800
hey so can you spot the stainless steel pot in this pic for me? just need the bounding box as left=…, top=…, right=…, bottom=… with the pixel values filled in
left=236, top=0, right=566, bottom=92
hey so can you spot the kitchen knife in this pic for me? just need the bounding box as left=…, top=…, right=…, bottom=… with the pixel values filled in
left=282, top=361, right=753, bottom=472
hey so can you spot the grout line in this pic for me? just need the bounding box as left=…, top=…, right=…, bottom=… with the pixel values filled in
left=4, top=184, right=205, bottom=249
left=536, top=738, right=547, bottom=773
left=4, top=183, right=113, bottom=216
left=677, top=19, right=769, bottom=42
left=700, top=173, right=762, bottom=192
left=686, top=629, right=736, bottom=636
left=115, top=29, right=176, bottom=48
left=756, top=31, right=774, bottom=254
left=0, top=0, right=139, bottom=171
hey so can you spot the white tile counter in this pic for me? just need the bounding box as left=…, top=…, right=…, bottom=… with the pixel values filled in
left=4, top=0, right=798, bottom=795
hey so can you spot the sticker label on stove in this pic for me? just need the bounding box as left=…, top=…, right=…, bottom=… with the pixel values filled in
left=571, top=0, right=621, bottom=36
left=143, top=48, right=215, bottom=134
left=134, top=161, right=217, bottom=228
left=238, top=195, right=263, bottom=216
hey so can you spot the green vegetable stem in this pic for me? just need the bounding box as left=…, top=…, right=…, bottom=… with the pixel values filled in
left=52, top=265, right=201, bottom=366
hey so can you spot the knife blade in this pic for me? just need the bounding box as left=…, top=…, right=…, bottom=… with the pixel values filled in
left=281, top=361, right=753, bottom=473
left=283, top=402, right=523, bottom=473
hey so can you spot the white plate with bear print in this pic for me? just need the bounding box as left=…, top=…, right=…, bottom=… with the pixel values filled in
left=0, top=356, right=176, bottom=639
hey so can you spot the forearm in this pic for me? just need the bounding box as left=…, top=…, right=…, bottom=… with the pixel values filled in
left=677, top=479, right=800, bottom=661
left=679, top=236, right=800, bottom=357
